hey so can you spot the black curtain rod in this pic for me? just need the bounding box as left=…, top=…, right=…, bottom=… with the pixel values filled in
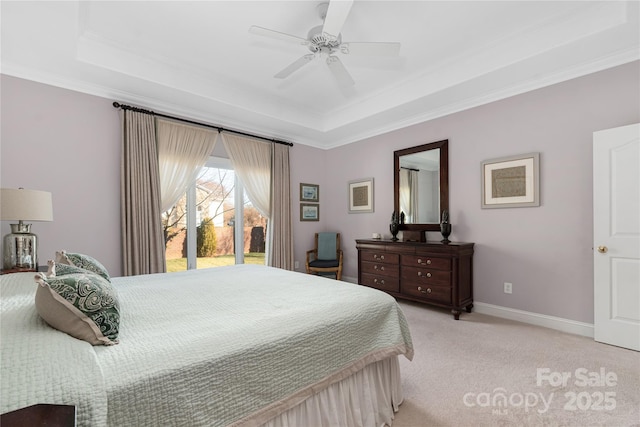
left=112, top=102, right=293, bottom=147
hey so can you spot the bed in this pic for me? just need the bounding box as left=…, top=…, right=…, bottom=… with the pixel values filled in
left=1, top=264, right=414, bottom=426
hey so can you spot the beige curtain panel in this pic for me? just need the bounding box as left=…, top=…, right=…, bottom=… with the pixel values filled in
left=269, top=143, right=294, bottom=270
left=400, top=168, right=419, bottom=223
left=120, top=110, right=166, bottom=276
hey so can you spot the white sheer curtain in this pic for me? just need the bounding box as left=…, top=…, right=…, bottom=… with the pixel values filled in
left=221, top=133, right=271, bottom=217
left=399, top=168, right=419, bottom=223
left=221, top=133, right=293, bottom=269
left=156, top=119, right=218, bottom=213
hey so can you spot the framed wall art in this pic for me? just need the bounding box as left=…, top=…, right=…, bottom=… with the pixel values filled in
left=300, top=203, right=319, bottom=221
left=348, top=178, right=374, bottom=213
left=481, top=152, right=540, bottom=208
left=300, top=183, right=319, bottom=202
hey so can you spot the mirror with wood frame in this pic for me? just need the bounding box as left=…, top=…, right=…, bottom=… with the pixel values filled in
left=393, top=139, right=449, bottom=232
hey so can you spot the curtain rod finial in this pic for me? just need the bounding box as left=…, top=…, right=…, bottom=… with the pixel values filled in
left=113, top=102, right=121, bottom=109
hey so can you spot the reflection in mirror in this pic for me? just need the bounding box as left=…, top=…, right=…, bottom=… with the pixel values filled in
left=394, top=140, right=448, bottom=232
left=399, top=148, right=440, bottom=223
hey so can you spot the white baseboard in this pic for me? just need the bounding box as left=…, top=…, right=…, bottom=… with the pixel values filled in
left=473, top=302, right=594, bottom=338
left=341, top=276, right=594, bottom=338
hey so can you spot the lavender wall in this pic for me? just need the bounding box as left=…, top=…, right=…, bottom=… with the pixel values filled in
left=1, top=75, right=122, bottom=275
left=2, top=61, right=638, bottom=324
left=289, top=143, right=328, bottom=270
left=312, top=61, right=640, bottom=323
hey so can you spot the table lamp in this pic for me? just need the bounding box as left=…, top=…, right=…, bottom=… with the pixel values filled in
left=1, top=188, right=53, bottom=271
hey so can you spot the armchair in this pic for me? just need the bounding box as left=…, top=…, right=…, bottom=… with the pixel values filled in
left=306, top=232, right=343, bottom=280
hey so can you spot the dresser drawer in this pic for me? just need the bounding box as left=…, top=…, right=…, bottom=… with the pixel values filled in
left=402, top=267, right=451, bottom=286
left=361, top=273, right=400, bottom=293
left=360, top=250, right=399, bottom=264
left=401, top=281, right=452, bottom=305
left=361, top=260, right=398, bottom=278
left=402, top=255, right=451, bottom=271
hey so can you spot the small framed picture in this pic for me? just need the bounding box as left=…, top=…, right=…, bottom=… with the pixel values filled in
left=300, top=203, right=319, bottom=221
left=481, top=152, right=540, bottom=208
left=300, top=183, right=319, bottom=202
left=348, top=178, right=374, bottom=213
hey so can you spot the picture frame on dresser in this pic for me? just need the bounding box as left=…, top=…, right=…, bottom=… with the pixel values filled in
left=481, top=152, right=540, bottom=208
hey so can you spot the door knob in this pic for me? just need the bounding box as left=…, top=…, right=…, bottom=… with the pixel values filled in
left=597, top=246, right=608, bottom=253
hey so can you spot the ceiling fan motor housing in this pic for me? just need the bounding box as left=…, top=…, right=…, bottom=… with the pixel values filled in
left=307, top=25, right=342, bottom=53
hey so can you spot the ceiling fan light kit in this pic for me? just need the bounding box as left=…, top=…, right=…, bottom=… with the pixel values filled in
left=249, top=0, right=400, bottom=89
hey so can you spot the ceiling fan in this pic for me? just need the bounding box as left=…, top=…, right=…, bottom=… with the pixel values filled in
left=249, top=0, right=400, bottom=88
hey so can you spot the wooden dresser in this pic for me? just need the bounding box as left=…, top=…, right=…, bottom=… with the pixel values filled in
left=356, top=239, right=474, bottom=319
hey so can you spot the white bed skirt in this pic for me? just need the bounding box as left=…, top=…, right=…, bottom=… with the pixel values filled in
left=260, top=356, right=403, bottom=427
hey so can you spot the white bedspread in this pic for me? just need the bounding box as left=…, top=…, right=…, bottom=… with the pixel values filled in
left=1, top=265, right=413, bottom=426
left=0, top=272, right=108, bottom=425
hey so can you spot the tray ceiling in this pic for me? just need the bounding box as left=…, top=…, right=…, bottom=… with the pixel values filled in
left=2, top=1, right=638, bottom=148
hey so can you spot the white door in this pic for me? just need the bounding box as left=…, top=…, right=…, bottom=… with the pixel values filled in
left=593, top=123, right=640, bottom=351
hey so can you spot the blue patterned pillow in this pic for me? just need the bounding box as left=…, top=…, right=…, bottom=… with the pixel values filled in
left=56, top=250, right=110, bottom=281
left=35, top=271, right=120, bottom=346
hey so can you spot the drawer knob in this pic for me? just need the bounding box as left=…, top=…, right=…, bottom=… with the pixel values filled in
left=373, top=254, right=385, bottom=260
left=417, top=271, right=432, bottom=278
left=418, top=286, right=432, bottom=294
left=417, top=259, right=432, bottom=265
left=374, top=265, right=385, bottom=271
left=374, top=278, right=385, bottom=285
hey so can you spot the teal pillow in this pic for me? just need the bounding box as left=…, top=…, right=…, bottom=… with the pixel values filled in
left=34, top=272, right=120, bottom=345
left=56, top=250, right=110, bottom=281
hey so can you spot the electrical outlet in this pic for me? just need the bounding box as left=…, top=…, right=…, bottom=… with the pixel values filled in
left=504, top=282, right=513, bottom=294
left=294, top=260, right=299, bottom=270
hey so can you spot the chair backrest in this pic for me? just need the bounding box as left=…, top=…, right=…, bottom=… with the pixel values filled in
left=317, top=232, right=339, bottom=260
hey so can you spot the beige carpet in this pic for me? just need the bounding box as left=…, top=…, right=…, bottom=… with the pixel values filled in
left=392, top=301, right=640, bottom=427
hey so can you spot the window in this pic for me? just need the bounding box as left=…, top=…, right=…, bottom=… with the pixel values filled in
left=162, top=157, right=267, bottom=272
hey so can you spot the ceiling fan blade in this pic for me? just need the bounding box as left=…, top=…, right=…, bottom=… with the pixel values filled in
left=274, top=54, right=315, bottom=79
left=340, top=42, right=401, bottom=56
left=249, top=25, right=309, bottom=46
left=326, top=55, right=355, bottom=87
left=322, top=0, right=354, bottom=39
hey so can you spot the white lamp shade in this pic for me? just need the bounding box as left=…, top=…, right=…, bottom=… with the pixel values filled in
left=1, top=188, right=53, bottom=222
